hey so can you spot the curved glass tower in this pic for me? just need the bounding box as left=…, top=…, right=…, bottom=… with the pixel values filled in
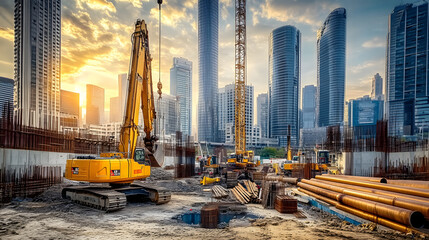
left=269, top=25, right=301, bottom=146
left=316, top=8, right=346, bottom=127
left=198, top=0, right=218, bottom=142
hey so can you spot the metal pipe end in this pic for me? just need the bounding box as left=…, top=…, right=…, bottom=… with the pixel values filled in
left=380, top=178, right=387, bottom=184
left=410, top=211, right=425, bottom=228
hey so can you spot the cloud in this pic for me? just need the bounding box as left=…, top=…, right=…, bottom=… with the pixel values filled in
left=349, top=59, right=384, bottom=74
left=255, top=0, right=339, bottom=27
left=149, top=1, right=194, bottom=28
left=362, top=36, right=385, bottom=48
left=62, top=45, right=113, bottom=76
left=0, top=27, right=13, bottom=41
left=220, top=0, right=232, bottom=20
left=79, top=0, right=116, bottom=12
left=62, top=9, right=96, bottom=41
left=116, top=0, right=149, bottom=8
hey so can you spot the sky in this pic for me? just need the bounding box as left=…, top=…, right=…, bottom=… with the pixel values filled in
left=0, top=0, right=409, bottom=135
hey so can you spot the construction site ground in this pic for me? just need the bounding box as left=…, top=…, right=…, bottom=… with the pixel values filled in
left=0, top=170, right=424, bottom=239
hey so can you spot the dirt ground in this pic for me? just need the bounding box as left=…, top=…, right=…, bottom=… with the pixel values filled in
left=0, top=178, right=424, bottom=240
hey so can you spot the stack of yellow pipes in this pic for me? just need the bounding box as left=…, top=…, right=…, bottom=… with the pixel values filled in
left=298, top=174, right=429, bottom=233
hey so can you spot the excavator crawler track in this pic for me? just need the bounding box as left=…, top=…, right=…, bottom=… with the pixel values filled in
left=131, top=181, right=171, bottom=204
left=62, top=186, right=127, bottom=212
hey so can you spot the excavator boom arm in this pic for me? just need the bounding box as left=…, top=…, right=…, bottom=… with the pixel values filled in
left=119, top=20, right=156, bottom=159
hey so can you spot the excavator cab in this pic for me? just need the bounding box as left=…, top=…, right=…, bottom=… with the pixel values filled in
left=134, top=148, right=148, bottom=165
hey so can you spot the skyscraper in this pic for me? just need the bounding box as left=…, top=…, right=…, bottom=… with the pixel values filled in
left=110, top=96, right=121, bottom=123
left=60, top=90, right=79, bottom=128
left=371, top=73, right=383, bottom=100
left=0, top=77, right=14, bottom=119
left=257, top=93, right=269, bottom=137
left=118, top=73, right=128, bottom=121
left=269, top=25, right=301, bottom=146
left=316, top=8, right=346, bottom=127
left=217, top=84, right=253, bottom=144
left=155, top=93, right=179, bottom=136
left=14, top=0, right=61, bottom=130
left=198, top=0, right=218, bottom=142
left=346, top=95, right=384, bottom=139
left=86, top=84, right=105, bottom=125
left=347, top=95, right=384, bottom=127
left=170, top=57, right=192, bottom=136
left=302, top=85, right=316, bottom=129
left=386, top=2, right=429, bottom=136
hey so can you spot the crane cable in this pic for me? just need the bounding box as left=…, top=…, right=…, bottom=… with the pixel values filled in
left=157, top=0, right=162, bottom=100
left=155, top=0, right=163, bottom=138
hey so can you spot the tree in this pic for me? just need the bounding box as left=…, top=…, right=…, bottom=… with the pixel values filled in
left=260, top=147, right=285, bottom=159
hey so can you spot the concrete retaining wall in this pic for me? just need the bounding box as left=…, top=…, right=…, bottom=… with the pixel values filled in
left=0, top=148, right=84, bottom=173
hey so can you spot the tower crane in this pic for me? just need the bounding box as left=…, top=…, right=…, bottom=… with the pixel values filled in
left=227, top=0, right=256, bottom=168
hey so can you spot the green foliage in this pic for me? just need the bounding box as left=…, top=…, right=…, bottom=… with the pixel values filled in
left=260, top=147, right=285, bottom=159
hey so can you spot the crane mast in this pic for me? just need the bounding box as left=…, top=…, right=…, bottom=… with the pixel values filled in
left=119, top=20, right=158, bottom=159
left=235, top=0, right=246, bottom=156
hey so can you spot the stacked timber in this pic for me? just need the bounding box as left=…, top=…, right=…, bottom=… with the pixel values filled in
left=231, top=180, right=260, bottom=204
left=297, top=175, right=429, bottom=233
left=212, top=185, right=229, bottom=198
left=275, top=195, right=297, bottom=213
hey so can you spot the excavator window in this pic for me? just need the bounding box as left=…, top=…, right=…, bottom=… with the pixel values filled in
left=134, top=148, right=146, bottom=164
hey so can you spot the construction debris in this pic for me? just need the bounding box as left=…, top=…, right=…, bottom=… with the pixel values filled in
left=261, top=181, right=287, bottom=209
left=293, top=210, right=307, bottom=218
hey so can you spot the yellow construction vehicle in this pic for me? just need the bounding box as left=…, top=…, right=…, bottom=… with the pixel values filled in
left=62, top=19, right=170, bottom=211
left=200, top=176, right=221, bottom=185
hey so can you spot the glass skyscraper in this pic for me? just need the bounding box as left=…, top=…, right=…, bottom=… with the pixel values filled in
left=316, top=8, right=346, bottom=127
left=198, top=0, right=218, bottom=142
left=170, top=57, right=192, bottom=136
left=0, top=77, right=14, bottom=119
left=371, top=73, right=383, bottom=100
left=257, top=93, right=269, bottom=138
left=14, top=0, right=61, bottom=130
left=269, top=25, right=301, bottom=146
left=387, top=2, right=429, bottom=136
left=302, top=85, right=316, bottom=129
left=217, top=84, right=253, bottom=144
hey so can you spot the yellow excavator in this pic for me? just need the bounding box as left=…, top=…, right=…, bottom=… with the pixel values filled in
left=62, top=19, right=170, bottom=211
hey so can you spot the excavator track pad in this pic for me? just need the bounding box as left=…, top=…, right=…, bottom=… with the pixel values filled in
left=62, top=181, right=171, bottom=212
left=131, top=181, right=171, bottom=204
left=62, top=186, right=127, bottom=212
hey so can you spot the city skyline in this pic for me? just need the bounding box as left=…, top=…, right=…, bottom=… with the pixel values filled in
left=0, top=0, right=410, bottom=134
